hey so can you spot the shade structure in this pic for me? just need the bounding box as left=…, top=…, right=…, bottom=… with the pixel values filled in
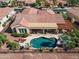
left=27, top=23, right=58, bottom=29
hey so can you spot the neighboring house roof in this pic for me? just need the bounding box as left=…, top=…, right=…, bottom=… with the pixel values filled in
left=0, top=7, right=13, bottom=20
left=46, top=0, right=67, bottom=4
left=58, top=0, right=67, bottom=4
left=0, top=0, right=5, bottom=2
left=67, top=7, right=79, bottom=18
left=22, top=8, right=38, bottom=14
left=17, top=0, right=36, bottom=4
left=11, top=7, right=65, bottom=28
left=46, top=0, right=53, bottom=4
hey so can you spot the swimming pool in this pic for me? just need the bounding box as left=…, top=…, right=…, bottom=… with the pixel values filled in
left=30, top=37, right=57, bottom=48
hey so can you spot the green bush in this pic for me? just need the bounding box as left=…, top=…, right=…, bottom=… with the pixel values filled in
left=7, top=41, right=20, bottom=50
left=61, top=12, right=68, bottom=20
left=73, top=28, right=79, bottom=38
left=0, top=34, right=7, bottom=44
left=60, top=34, right=77, bottom=49
left=0, top=2, right=8, bottom=7
left=12, top=32, right=29, bottom=37
left=20, top=33, right=29, bottom=37
left=32, top=2, right=41, bottom=8
left=12, top=32, right=20, bottom=37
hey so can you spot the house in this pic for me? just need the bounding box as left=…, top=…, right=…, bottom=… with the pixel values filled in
left=46, top=0, right=67, bottom=6
left=0, top=7, right=16, bottom=32
left=8, top=0, right=36, bottom=7
left=58, top=0, right=67, bottom=5
left=0, top=0, right=5, bottom=2
left=11, top=7, right=65, bottom=34
left=16, top=0, right=36, bottom=5
left=67, top=7, right=79, bottom=23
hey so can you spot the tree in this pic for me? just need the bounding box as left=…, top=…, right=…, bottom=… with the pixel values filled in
left=60, top=34, right=76, bottom=49
left=67, top=0, right=79, bottom=6
left=67, top=41, right=76, bottom=49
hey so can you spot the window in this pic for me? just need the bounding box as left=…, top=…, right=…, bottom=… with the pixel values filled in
left=19, top=28, right=27, bottom=33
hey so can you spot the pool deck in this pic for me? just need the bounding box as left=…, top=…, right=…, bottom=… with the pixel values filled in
left=25, top=34, right=61, bottom=43
left=20, top=34, right=61, bottom=48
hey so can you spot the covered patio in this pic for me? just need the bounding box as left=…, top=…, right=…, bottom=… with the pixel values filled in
left=28, top=23, right=58, bottom=34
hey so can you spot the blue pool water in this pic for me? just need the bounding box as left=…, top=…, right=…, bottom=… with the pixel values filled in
left=30, top=37, right=57, bottom=48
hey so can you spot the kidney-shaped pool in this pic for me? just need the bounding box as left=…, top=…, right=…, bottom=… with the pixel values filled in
left=30, top=37, right=57, bottom=48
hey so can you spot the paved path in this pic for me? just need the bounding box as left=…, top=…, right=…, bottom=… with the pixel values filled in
left=0, top=53, right=79, bottom=59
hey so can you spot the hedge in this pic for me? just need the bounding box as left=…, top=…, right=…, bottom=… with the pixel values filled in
left=12, top=32, right=29, bottom=37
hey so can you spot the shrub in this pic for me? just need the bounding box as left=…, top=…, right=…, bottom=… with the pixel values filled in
left=12, top=32, right=29, bottom=37
left=20, top=33, right=29, bottom=37
left=12, top=32, right=20, bottom=37
left=7, top=41, right=20, bottom=50
left=60, top=34, right=77, bottom=49
left=0, top=34, right=7, bottom=44
left=67, top=41, right=76, bottom=49
left=73, top=27, right=79, bottom=38
left=61, top=12, right=68, bottom=20
left=32, top=2, right=41, bottom=8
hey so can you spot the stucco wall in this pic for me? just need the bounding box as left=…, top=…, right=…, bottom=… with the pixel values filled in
left=11, top=25, right=30, bottom=34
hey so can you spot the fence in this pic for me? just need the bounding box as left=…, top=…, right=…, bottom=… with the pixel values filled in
left=0, top=48, right=79, bottom=53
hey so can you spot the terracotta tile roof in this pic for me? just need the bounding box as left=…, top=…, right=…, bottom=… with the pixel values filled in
left=22, top=8, right=38, bottom=14
left=58, top=0, right=67, bottom=4
left=46, top=0, right=53, bottom=4
left=58, top=20, right=73, bottom=30
left=22, top=8, right=65, bottom=23
left=0, top=0, right=5, bottom=2
left=67, top=7, right=79, bottom=18
left=11, top=8, right=65, bottom=28
left=0, top=7, right=13, bottom=20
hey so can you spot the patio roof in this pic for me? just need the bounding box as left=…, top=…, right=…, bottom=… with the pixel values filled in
left=25, top=23, right=58, bottom=29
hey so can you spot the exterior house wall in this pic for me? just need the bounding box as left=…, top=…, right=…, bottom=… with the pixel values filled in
left=11, top=25, right=59, bottom=34
left=16, top=27, right=29, bottom=34
left=11, top=25, right=30, bottom=34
